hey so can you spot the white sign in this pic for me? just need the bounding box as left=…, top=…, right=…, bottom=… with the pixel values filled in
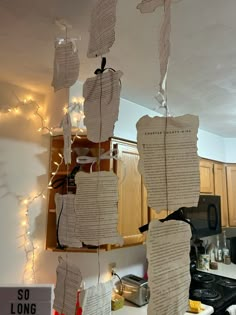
left=0, top=286, right=52, bottom=315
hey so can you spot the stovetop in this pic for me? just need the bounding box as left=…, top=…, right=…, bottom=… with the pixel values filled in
left=190, top=271, right=236, bottom=315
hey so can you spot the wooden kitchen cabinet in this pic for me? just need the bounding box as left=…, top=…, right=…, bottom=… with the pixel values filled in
left=46, top=135, right=148, bottom=251
left=226, top=165, right=236, bottom=226
left=199, top=159, right=214, bottom=194
left=112, top=139, right=148, bottom=247
left=199, top=159, right=228, bottom=227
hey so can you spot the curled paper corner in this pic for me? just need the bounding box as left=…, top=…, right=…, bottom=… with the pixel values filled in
left=136, top=0, right=164, bottom=13
left=55, top=17, right=72, bottom=30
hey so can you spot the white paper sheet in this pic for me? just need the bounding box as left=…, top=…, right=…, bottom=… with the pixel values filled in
left=74, top=171, right=123, bottom=246
left=55, top=193, right=82, bottom=248
left=53, top=258, right=82, bottom=315
left=62, top=113, right=72, bottom=165
left=51, top=39, right=79, bottom=91
left=137, top=114, right=200, bottom=212
left=79, top=281, right=113, bottom=315
left=159, top=0, right=171, bottom=97
left=83, top=70, right=122, bottom=143
left=87, top=0, right=118, bottom=58
left=147, top=220, right=191, bottom=315
left=137, top=0, right=171, bottom=102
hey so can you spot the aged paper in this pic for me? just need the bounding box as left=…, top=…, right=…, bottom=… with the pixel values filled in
left=137, top=114, right=200, bottom=212
left=55, top=193, right=82, bottom=248
left=51, top=39, right=79, bottom=91
left=137, top=0, right=164, bottom=13
left=53, top=258, right=82, bottom=315
left=74, top=171, right=123, bottom=246
left=83, top=70, right=122, bottom=143
left=62, top=113, right=72, bottom=165
left=79, top=281, right=113, bottom=315
left=147, top=220, right=191, bottom=315
left=87, top=0, right=117, bottom=58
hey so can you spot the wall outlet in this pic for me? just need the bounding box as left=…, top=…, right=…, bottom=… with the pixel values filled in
left=109, top=262, right=117, bottom=275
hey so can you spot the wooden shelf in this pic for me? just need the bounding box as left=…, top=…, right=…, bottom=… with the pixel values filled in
left=46, top=246, right=107, bottom=253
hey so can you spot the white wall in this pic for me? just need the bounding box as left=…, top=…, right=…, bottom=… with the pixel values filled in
left=0, top=82, right=147, bottom=288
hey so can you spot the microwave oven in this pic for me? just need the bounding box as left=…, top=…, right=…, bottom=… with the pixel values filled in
left=182, top=195, right=222, bottom=238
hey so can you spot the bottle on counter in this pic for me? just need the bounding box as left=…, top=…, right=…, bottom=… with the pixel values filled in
left=215, top=234, right=223, bottom=262
left=222, top=230, right=231, bottom=264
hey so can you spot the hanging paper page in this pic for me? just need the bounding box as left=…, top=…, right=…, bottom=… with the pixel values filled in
left=137, top=0, right=164, bottom=13
left=74, top=171, right=123, bottom=246
left=79, top=281, right=113, bottom=315
left=55, top=193, right=82, bottom=248
left=137, top=0, right=171, bottom=103
left=83, top=70, right=122, bottom=143
left=51, top=39, right=79, bottom=91
left=87, top=0, right=118, bottom=58
left=147, top=220, right=191, bottom=315
left=53, top=258, right=82, bottom=315
left=62, top=113, right=72, bottom=165
left=136, top=114, right=199, bottom=213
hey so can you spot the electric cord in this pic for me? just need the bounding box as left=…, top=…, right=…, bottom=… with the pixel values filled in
left=112, top=271, right=123, bottom=295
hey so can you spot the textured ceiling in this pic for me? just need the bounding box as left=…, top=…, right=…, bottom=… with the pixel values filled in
left=0, top=0, right=236, bottom=137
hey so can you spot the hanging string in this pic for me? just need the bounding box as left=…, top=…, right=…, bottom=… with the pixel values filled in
left=96, top=56, right=104, bottom=285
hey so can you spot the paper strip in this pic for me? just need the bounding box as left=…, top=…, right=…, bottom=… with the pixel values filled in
left=136, top=114, right=200, bottom=212
left=147, top=220, right=191, bottom=315
left=79, top=281, right=113, bottom=315
left=53, top=258, right=82, bottom=315
left=83, top=70, right=122, bottom=143
left=87, top=0, right=118, bottom=58
left=55, top=193, right=82, bottom=248
left=51, top=39, right=79, bottom=91
left=62, top=113, right=72, bottom=165
left=74, top=171, right=123, bottom=246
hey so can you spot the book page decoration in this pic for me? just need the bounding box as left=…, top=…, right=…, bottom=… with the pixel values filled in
left=53, top=257, right=82, bottom=315
left=55, top=193, right=82, bottom=248
left=87, top=0, right=118, bottom=58
left=147, top=220, right=191, bottom=315
left=137, top=0, right=171, bottom=105
left=137, top=114, right=200, bottom=212
left=83, top=70, right=122, bottom=143
left=51, top=39, right=79, bottom=91
left=62, top=113, right=72, bottom=165
left=79, top=281, right=113, bottom=315
left=74, top=171, right=123, bottom=246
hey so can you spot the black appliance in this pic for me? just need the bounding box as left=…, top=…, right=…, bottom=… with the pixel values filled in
left=228, top=237, right=236, bottom=264
left=183, top=195, right=222, bottom=238
left=190, top=270, right=236, bottom=315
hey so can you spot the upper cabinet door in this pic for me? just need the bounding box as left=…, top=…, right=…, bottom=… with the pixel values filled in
left=112, top=139, right=147, bottom=245
left=214, top=163, right=228, bottom=227
left=200, top=160, right=214, bottom=194
left=226, top=166, right=236, bottom=226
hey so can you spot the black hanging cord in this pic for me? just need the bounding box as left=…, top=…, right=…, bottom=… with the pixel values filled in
left=56, top=198, right=66, bottom=249
left=139, top=207, right=196, bottom=233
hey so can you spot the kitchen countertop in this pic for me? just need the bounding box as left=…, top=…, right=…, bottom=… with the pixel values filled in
left=199, top=262, right=236, bottom=279
left=112, top=301, right=214, bottom=315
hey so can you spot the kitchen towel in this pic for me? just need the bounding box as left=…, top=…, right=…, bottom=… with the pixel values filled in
left=226, top=305, right=236, bottom=315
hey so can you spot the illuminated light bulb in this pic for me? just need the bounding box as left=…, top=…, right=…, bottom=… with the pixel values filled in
left=27, top=231, right=30, bottom=235
left=72, top=97, right=77, bottom=103
left=23, top=99, right=27, bottom=104
left=38, top=128, right=42, bottom=132
left=42, top=194, right=46, bottom=199
left=8, top=108, right=12, bottom=112
left=76, top=135, right=81, bottom=139
left=23, top=199, right=29, bottom=205
left=49, top=131, right=53, bottom=136
left=78, top=96, right=85, bottom=104
left=27, top=96, right=32, bottom=101
left=51, top=172, right=56, bottom=175
left=48, top=186, right=53, bottom=190
left=63, top=106, right=68, bottom=114
left=22, top=221, right=27, bottom=226
left=58, top=153, right=63, bottom=158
